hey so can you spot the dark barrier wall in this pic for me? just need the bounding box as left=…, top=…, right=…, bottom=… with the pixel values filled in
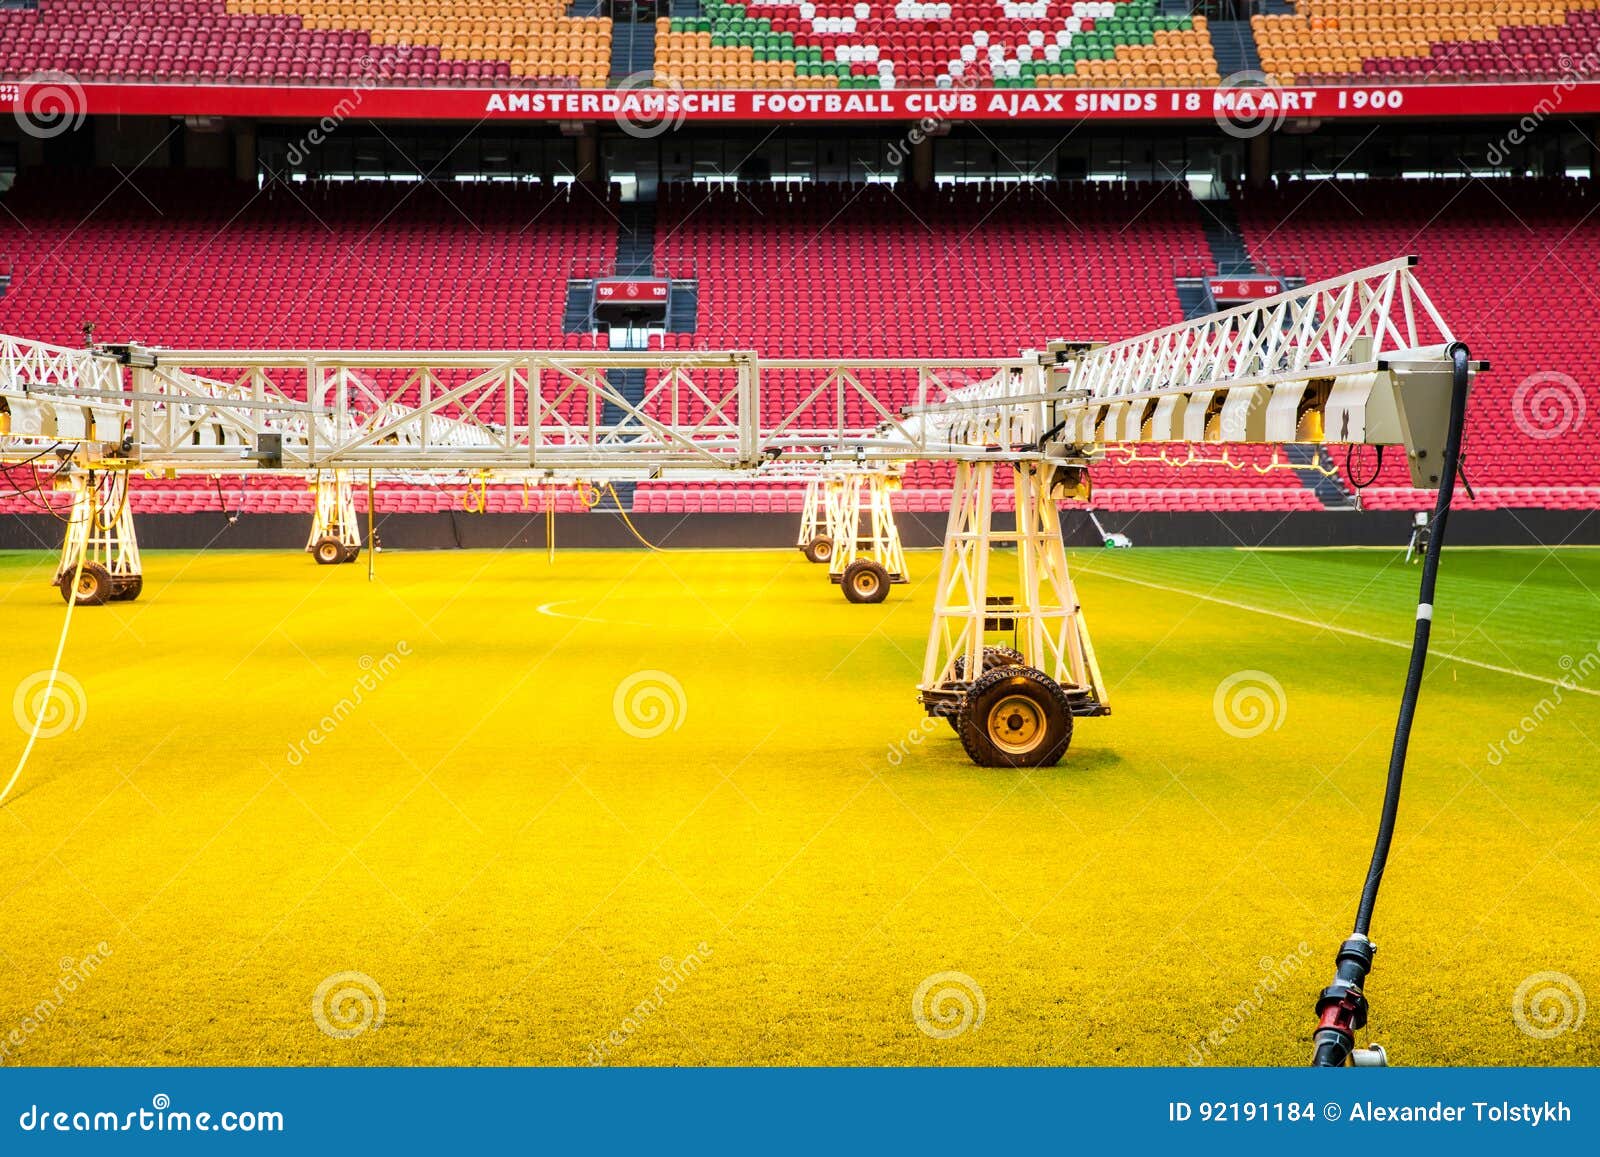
left=2, top=508, right=1597, bottom=553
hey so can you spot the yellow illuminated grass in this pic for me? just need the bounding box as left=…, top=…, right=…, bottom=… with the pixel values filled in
left=0, top=546, right=1596, bottom=1066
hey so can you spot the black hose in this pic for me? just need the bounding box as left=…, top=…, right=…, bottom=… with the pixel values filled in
left=1311, top=342, right=1471, bottom=1066
left=1353, top=342, right=1470, bottom=935
left=1345, top=442, right=1384, bottom=490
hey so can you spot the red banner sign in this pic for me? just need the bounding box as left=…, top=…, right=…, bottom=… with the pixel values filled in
left=2, top=80, right=1597, bottom=124
left=594, top=279, right=669, bottom=303
left=1207, top=277, right=1285, bottom=302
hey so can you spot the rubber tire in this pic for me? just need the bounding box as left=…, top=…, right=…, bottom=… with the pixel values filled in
left=957, top=665, right=1074, bottom=768
left=949, top=646, right=1028, bottom=727
left=343, top=544, right=362, bottom=563
left=841, top=558, right=890, bottom=604
left=111, top=574, right=143, bottom=602
left=952, top=644, right=1027, bottom=680
left=313, top=536, right=346, bottom=565
left=60, top=562, right=113, bottom=607
left=802, top=536, right=834, bottom=564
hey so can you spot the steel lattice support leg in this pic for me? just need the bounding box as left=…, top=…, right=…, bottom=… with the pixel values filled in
left=797, top=477, right=819, bottom=547
left=55, top=470, right=142, bottom=606
left=1011, top=461, right=1107, bottom=710
left=917, top=461, right=1107, bottom=767
left=865, top=472, right=907, bottom=584
left=918, top=460, right=995, bottom=706
left=827, top=471, right=907, bottom=603
left=797, top=477, right=835, bottom=564
left=306, top=470, right=362, bottom=565
left=827, top=475, right=862, bottom=583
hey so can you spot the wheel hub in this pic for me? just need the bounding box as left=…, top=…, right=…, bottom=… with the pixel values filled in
left=987, top=694, right=1044, bottom=754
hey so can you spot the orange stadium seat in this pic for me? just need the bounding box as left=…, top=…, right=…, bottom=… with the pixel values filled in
left=1255, top=0, right=1600, bottom=84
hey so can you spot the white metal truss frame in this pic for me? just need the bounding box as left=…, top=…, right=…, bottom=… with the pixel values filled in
left=919, top=460, right=1106, bottom=714
left=306, top=470, right=362, bottom=554
left=825, top=472, right=909, bottom=584
left=1056, top=256, right=1454, bottom=411
left=0, top=259, right=1479, bottom=764
left=1, top=259, right=1476, bottom=487
left=57, top=470, right=141, bottom=586
left=898, top=257, right=1478, bottom=486
left=797, top=477, right=825, bottom=548
left=2, top=343, right=1030, bottom=474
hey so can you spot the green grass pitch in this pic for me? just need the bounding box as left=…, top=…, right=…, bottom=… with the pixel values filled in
left=0, top=545, right=1595, bottom=1065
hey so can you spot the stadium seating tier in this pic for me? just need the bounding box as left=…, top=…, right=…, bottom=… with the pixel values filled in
left=11, top=0, right=1600, bottom=88
left=1, top=172, right=1594, bottom=515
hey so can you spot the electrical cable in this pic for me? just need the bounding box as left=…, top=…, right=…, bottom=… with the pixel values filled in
left=0, top=464, right=64, bottom=515
left=1, top=520, right=89, bottom=809
left=605, top=483, right=663, bottom=552
left=1310, top=342, right=1472, bottom=1067
left=214, top=474, right=249, bottom=526
left=1, top=448, right=74, bottom=521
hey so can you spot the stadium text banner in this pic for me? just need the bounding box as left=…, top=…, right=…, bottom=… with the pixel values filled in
left=14, top=81, right=1600, bottom=123
left=3, top=1066, right=1597, bottom=1153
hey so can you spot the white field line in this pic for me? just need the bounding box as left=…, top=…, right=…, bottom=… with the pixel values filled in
left=1080, top=567, right=1600, bottom=698
left=535, top=599, right=655, bottom=628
